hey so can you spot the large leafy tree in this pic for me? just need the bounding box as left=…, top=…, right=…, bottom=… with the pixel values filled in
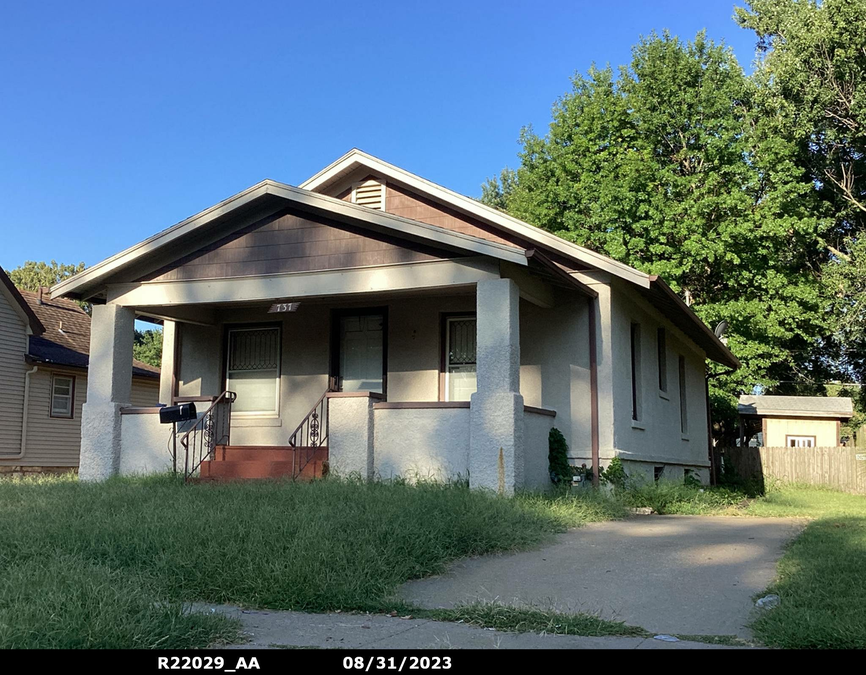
left=7, top=260, right=86, bottom=292
left=738, top=0, right=866, bottom=386
left=482, top=32, right=829, bottom=440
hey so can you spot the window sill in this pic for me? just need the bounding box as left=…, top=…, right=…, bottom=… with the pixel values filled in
left=658, top=391, right=670, bottom=401
left=631, top=420, right=645, bottom=430
left=681, top=435, right=690, bottom=442
left=231, top=417, right=283, bottom=428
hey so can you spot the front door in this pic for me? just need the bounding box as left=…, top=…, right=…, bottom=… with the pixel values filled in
left=334, top=310, right=386, bottom=394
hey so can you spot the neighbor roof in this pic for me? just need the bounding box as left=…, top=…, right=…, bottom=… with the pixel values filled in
left=738, top=395, right=854, bottom=419
left=0, top=266, right=45, bottom=334
left=20, top=290, right=159, bottom=379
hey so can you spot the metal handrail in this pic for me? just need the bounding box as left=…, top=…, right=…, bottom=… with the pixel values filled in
left=288, top=389, right=331, bottom=479
left=177, top=390, right=237, bottom=480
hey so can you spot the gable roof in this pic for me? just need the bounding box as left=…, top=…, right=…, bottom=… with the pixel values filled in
left=738, top=395, right=854, bottom=419
left=0, top=266, right=45, bottom=335
left=302, top=149, right=652, bottom=287
left=51, top=180, right=528, bottom=301
left=20, top=290, right=159, bottom=379
left=302, top=149, right=739, bottom=369
left=50, top=149, right=739, bottom=369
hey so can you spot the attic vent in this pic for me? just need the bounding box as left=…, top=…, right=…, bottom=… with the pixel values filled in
left=351, top=179, right=385, bottom=210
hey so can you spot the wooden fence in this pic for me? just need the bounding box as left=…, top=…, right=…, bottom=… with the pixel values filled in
left=721, top=446, right=866, bottom=494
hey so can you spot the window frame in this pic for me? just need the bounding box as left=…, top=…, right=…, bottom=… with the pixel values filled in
left=786, top=435, right=816, bottom=448
left=224, top=324, right=282, bottom=418
left=49, top=373, right=75, bottom=419
left=657, top=327, right=668, bottom=394
left=678, top=354, right=688, bottom=436
left=630, top=323, right=642, bottom=422
left=439, top=313, right=477, bottom=402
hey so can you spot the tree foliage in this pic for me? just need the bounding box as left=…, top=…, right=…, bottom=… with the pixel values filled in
left=738, top=0, right=866, bottom=388
left=482, top=31, right=830, bottom=435
left=133, top=329, right=163, bottom=369
left=8, top=260, right=90, bottom=313
left=8, top=260, right=86, bottom=292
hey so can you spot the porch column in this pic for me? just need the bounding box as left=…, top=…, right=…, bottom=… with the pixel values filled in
left=159, top=320, right=177, bottom=404
left=79, top=303, right=135, bottom=481
left=470, top=278, right=524, bottom=494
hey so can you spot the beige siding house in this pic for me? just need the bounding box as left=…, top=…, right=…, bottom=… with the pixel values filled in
left=52, top=149, right=739, bottom=490
left=738, top=395, right=853, bottom=448
left=0, top=268, right=159, bottom=474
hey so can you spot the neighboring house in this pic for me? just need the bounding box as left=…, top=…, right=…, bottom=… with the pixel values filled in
left=0, top=267, right=159, bottom=474
left=52, top=149, right=739, bottom=490
left=738, top=395, right=854, bottom=448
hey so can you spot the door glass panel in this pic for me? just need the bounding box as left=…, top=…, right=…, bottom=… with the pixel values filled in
left=446, top=317, right=477, bottom=401
left=340, top=314, right=384, bottom=393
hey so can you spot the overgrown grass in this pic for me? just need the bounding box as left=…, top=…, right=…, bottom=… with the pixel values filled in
left=419, top=602, right=649, bottom=637
left=740, top=486, right=866, bottom=649
left=0, top=474, right=623, bottom=648
left=4, top=472, right=863, bottom=649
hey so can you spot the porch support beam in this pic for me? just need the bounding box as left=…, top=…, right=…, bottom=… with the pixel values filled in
left=104, top=259, right=499, bottom=308
left=470, top=278, right=524, bottom=494
left=79, top=303, right=135, bottom=481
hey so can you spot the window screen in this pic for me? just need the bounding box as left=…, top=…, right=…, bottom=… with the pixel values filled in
left=445, top=317, right=477, bottom=401
left=226, top=327, right=280, bottom=414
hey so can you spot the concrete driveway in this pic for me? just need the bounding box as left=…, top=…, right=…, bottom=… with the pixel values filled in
left=400, top=516, right=804, bottom=638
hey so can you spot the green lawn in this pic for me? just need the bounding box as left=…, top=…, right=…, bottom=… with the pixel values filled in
left=1, top=474, right=863, bottom=649
left=0, top=474, right=624, bottom=649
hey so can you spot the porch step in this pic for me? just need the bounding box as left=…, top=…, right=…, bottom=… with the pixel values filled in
left=215, top=445, right=295, bottom=462
left=201, top=445, right=328, bottom=482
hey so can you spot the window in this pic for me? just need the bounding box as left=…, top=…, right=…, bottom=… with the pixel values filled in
left=226, top=327, right=281, bottom=415
left=654, top=466, right=665, bottom=482
left=444, top=316, right=477, bottom=401
left=630, top=323, right=642, bottom=421
left=678, top=355, right=688, bottom=435
left=786, top=435, right=816, bottom=448
left=657, top=327, right=667, bottom=393
left=50, top=375, right=75, bottom=418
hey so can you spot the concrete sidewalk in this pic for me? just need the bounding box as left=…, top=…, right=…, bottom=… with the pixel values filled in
left=400, top=516, right=804, bottom=638
left=204, top=605, right=751, bottom=650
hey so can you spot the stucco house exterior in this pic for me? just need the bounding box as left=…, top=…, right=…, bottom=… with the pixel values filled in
left=51, top=149, right=739, bottom=491
left=737, top=395, right=853, bottom=448
left=0, top=267, right=159, bottom=474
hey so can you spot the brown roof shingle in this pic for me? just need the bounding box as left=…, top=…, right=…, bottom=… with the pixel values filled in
left=20, top=289, right=159, bottom=379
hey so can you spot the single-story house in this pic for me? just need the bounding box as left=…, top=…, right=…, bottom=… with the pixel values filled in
left=0, top=267, right=159, bottom=474
left=51, top=149, right=739, bottom=491
left=738, top=395, right=854, bottom=448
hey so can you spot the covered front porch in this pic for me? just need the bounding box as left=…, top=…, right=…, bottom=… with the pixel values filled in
left=82, top=256, right=598, bottom=493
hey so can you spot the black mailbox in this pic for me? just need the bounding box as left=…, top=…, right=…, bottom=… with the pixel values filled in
left=159, top=403, right=197, bottom=425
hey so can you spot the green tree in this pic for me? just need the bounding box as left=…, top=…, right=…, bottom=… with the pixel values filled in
left=482, top=32, right=830, bottom=439
left=8, top=260, right=89, bottom=313
left=133, top=329, right=163, bottom=369
left=8, top=260, right=86, bottom=292
left=738, top=0, right=866, bottom=389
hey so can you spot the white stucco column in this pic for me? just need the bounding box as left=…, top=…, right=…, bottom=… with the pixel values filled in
left=470, top=278, right=524, bottom=494
left=327, top=394, right=376, bottom=479
left=79, top=303, right=135, bottom=481
left=158, top=320, right=177, bottom=405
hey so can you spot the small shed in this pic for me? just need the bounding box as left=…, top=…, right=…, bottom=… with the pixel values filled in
left=737, top=395, right=854, bottom=448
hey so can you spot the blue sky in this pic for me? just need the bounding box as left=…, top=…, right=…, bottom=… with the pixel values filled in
left=0, top=1, right=759, bottom=271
